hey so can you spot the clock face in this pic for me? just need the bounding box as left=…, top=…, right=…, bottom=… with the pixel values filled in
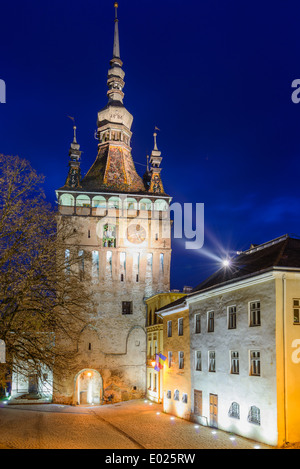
left=127, top=224, right=146, bottom=244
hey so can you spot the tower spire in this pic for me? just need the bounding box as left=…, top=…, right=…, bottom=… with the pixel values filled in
left=106, top=2, right=125, bottom=104
left=113, top=2, right=120, bottom=59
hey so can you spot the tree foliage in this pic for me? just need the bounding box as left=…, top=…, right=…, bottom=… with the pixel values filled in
left=0, top=154, right=93, bottom=390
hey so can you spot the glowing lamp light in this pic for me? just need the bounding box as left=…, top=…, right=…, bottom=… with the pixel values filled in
left=87, top=372, right=92, bottom=377
left=151, top=361, right=156, bottom=368
left=170, top=416, right=175, bottom=420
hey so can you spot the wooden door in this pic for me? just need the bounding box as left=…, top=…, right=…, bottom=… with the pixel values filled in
left=209, top=393, right=218, bottom=428
left=194, top=390, right=203, bottom=416
left=28, top=374, right=38, bottom=394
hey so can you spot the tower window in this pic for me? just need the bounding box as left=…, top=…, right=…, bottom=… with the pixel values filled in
left=92, top=251, right=99, bottom=278
left=160, top=253, right=164, bottom=273
left=103, top=224, right=116, bottom=248
left=122, top=301, right=133, bottom=315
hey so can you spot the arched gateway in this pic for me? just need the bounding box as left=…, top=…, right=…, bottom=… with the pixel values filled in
left=74, top=369, right=103, bottom=405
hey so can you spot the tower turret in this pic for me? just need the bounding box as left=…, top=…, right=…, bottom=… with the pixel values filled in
left=147, top=130, right=165, bottom=194
left=64, top=125, right=82, bottom=189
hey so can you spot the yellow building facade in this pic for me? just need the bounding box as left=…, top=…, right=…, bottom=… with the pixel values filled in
left=145, top=292, right=186, bottom=403
left=158, top=297, right=191, bottom=420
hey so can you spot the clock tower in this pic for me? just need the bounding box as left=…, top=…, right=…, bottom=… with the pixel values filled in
left=54, top=3, right=172, bottom=405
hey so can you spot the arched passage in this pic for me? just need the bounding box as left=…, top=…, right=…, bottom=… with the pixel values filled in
left=74, top=369, right=103, bottom=405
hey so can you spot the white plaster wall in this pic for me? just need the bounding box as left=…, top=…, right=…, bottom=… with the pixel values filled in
left=189, top=277, right=278, bottom=446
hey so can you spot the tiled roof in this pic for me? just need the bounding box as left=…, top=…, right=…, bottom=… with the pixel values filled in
left=192, top=234, right=300, bottom=294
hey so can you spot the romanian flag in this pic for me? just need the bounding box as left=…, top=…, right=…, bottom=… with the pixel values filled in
left=154, top=353, right=166, bottom=372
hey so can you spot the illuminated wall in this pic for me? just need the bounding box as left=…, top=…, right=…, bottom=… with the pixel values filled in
left=275, top=271, right=300, bottom=446
left=161, top=305, right=191, bottom=420
left=189, top=274, right=279, bottom=446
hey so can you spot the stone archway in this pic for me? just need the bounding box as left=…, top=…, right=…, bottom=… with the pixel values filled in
left=74, top=369, right=103, bottom=405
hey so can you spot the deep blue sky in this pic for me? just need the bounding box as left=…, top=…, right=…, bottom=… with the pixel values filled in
left=1, top=0, right=300, bottom=290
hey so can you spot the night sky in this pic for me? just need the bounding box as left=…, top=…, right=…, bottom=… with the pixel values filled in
left=1, top=0, right=300, bottom=290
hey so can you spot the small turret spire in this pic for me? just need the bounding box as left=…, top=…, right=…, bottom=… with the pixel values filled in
left=64, top=123, right=82, bottom=189
left=73, top=125, right=77, bottom=144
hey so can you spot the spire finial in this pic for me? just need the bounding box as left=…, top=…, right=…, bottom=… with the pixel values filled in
left=114, top=2, right=118, bottom=20
left=73, top=125, right=77, bottom=144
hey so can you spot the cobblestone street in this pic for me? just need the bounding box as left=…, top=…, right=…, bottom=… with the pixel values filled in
left=0, top=399, right=271, bottom=450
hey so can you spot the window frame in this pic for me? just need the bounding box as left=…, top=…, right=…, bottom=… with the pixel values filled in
left=230, top=351, right=239, bottom=375
left=167, top=320, right=172, bottom=338
left=195, top=350, right=202, bottom=371
left=195, top=313, right=201, bottom=334
left=293, top=299, right=300, bottom=325
left=250, top=350, right=261, bottom=376
left=178, top=317, right=184, bottom=336
left=208, top=350, right=216, bottom=372
left=227, top=305, right=237, bottom=330
left=207, top=311, right=214, bottom=333
left=249, top=301, right=261, bottom=327
left=122, top=301, right=133, bottom=315
left=178, top=351, right=184, bottom=369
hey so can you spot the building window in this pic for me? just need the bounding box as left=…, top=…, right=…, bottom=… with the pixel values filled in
left=228, top=306, right=237, bottom=329
left=178, top=318, right=183, bottom=336
left=174, top=389, right=179, bottom=401
left=106, top=251, right=112, bottom=273
left=249, top=301, right=261, bottom=326
left=167, top=320, right=172, bottom=337
left=78, top=250, right=84, bottom=280
left=122, top=301, right=133, bottom=315
left=148, top=373, right=152, bottom=390
left=168, top=351, right=173, bottom=368
left=195, top=313, right=201, bottom=334
left=248, top=406, right=261, bottom=426
left=120, top=252, right=126, bottom=270
left=182, top=393, right=188, bottom=404
left=229, top=402, right=240, bottom=420
left=148, top=342, right=152, bottom=358
left=250, top=350, right=261, bottom=376
left=293, top=299, right=300, bottom=324
left=92, top=250, right=99, bottom=278
left=160, top=253, right=164, bottom=273
left=230, top=351, right=239, bottom=374
left=166, top=390, right=171, bottom=399
left=179, top=351, right=184, bottom=369
left=154, top=373, right=157, bottom=392
left=195, top=351, right=202, bottom=371
left=208, top=351, right=216, bottom=372
left=103, top=224, right=116, bottom=248
left=147, top=253, right=153, bottom=269
left=207, top=311, right=214, bottom=332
